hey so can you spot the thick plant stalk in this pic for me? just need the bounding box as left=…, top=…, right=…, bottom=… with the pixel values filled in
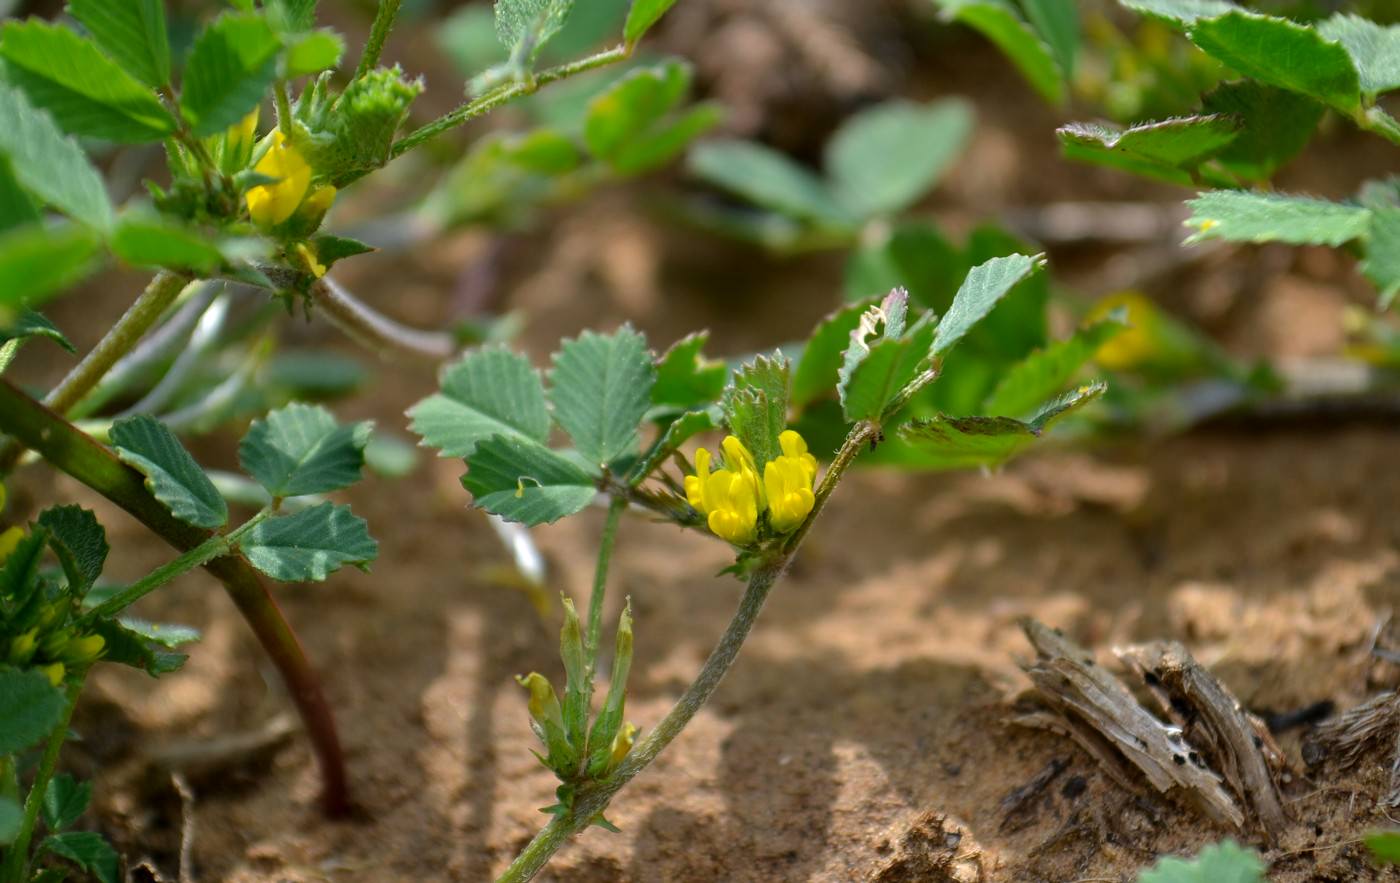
left=496, top=423, right=880, bottom=882
left=0, top=271, right=191, bottom=474
left=0, top=380, right=350, bottom=816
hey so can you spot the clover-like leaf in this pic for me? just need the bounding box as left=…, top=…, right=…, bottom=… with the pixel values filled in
left=0, top=84, right=113, bottom=231
left=652, top=331, right=726, bottom=412
left=0, top=224, right=103, bottom=311
left=840, top=315, right=936, bottom=423
left=793, top=300, right=872, bottom=409
left=723, top=353, right=790, bottom=469
left=933, top=253, right=1044, bottom=358
left=933, top=0, right=1064, bottom=104
left=1058, top=116, right=1239, bottom=185
left=1317, top=14, right=1400, bottom=98
left=42, top=831, right=119, bottom=883
left=899, top=382, right=1104, bottom=469
left=0, top=668, right=67, bottom=755
left=42, top=774, right=92, bottom=833
left=111, top=415, right=228, bottom=529
left=1188, top=11, right=1361, bottom=115
left=688, top=139, right=852, bottom=229
left=36, top=505, right=108, bottom=597
left=1184, top=190, right=1371, bottom=246
left=548, top=326, right=656, bottom=469
left=409, top=346, right=550, bottom=459
left=239, top=403, right=371, bottom=497
left=0, top=310, right=76, bottom=353
left=239, top=502, right=378, bottom=582
left=180, top=12, right=282, bottom=136
left=90, top=618, right=197, bottom=676
left=825, top=99, right=974, bottom=219
left=983, top=314, right=1125, bottom=418
left=461, top=434, right=596, bottom=526
left=69, top=0, right=172, bottom=88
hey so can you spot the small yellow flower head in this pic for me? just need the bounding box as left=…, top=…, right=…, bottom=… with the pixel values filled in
left=40, top=662, right=65, bottom=687
left=609, top=720, right=637, bottom=768
left=687, top=437, right=763, bottom=545
left=0, top=526, right=23, bottom=565
left=764, top=431, right=817, bottom=533
left=246, top=131, right=312, bottom=227
left=61, top=634, right=105, bottom=665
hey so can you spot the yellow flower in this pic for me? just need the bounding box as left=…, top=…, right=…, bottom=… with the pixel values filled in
left=686, top=436, right=762, bottom=545
left=61, top=634, right=105, bottom=665
left=246, top=131, right=312, bottom=227
left=764, top=430, right=816, bottom=533
left=294, top=242, right=327, bottom=278
left=219, top=108, right=260, bottom=172
left=40, top=662, right=65, bottom=687
left=0, top=526, right=22, bottom=565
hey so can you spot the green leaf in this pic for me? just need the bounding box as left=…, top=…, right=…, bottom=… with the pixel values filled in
left=0, top=19, right=177, bottom=142
left=1137, top=840, right=1265, bottom=883
left=1317, top=14, right=1400, bottom=98
left=496, top=0, right=575, bottom=63
left=69, top=0, right=172, bottom=88
left=267, top=0, right=319, bottom=32
left=0, top=668, right=67, bottom=755
left=898, top=382, right=1103, bottom=469
left=983, top=315, right=1124, bottom=418
left=408, top=346, right=551, bottom=459
left=240, top=502, right=378, bottom=582
left=1363, top=204, right=1400, bottom=307
left=0, top=84, right=113, bottom=230
left=1020, top=0, right=1079, bottom=79
left=284, top=29, right=344, bottom=78
left=1058, top=116, right=1239, bottom=180
left=608, top=102, right=721, bottom=176
left=548, top=326, right=656, bottom=469
left=1366, top=830, right=1400, bottom=865
left=42, top=831, right=119, bottom=883
left=845, top=222, right=964, bottom=309
left=461, top=435, right=596, bottom=526
left=310, top=234, right=375, bottom=271
left=89, top=618, right=192, bottom=675
left=824, top=99, right=973, bottom=218
left=111, top=214, right=227, bottom=273
left=239, top=403, right=370, bottom=497
left=1118, top=0, right=1237, bottom=24
left=0, top=309, right=75, bottom=353
left=0, top=528, right=48, bottom=612
left=652, top=331, right=726, bottom=411
left=624, top=0, right=679, bottom=45
left=42, top=774, right=92, bottom=832
left=631, top=407, right=719, bottom=483
left=688, top=139, right=853, bottom=228
left=110, top=415, right=228, bottom=529
left=179, top=13, right=282, bottom=137
left=933, top=0, right=1064, bottom=104
left=36, top=505, right=108, bottom=596
left=793, top=300, right=871, bottom=409
left=1189, top=11, right=1361, bottom=114
left=1184, top=190, right=1371, bottom=246
left=1201, top=82, right=1324, bottom=182
left=841, top=316, right=935, bottom=422
left=0, top=157, right=41, bottom=234
left=933, top=253, right=1044, bottom=357
left=723, top=353, right=790, bottom=469
left=0, top=224, right=103, bottom=311
left=0, top=796, right=20, bottom=845
left=584, top=60, right=689, bottom=162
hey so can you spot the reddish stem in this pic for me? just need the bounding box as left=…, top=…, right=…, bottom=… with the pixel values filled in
left=0, top=379, right=350, bottom=815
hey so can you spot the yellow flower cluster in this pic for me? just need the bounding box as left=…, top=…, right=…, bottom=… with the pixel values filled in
left=245, top=130, right=336, bottom=230
left=685, top=431, right=817, bottom=545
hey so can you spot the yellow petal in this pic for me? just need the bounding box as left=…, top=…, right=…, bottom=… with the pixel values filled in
left=247, top=131, right=312, bottom=227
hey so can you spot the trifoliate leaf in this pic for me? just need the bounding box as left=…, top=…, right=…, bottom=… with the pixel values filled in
left=69, top=0, right=172, bottom=88
left=1021, top=0, right=1080, bottom=81
left=111, top=214, right=227, bottom=274
left=1316, top=14, right=1400, bottom=98
left=36, top=505, right=108, bottom=596
left=792, top=300, right=872, bottom=409
left=933, top=253, right=1044, bottom=357
left=110, top=415, right=228, bottom=529
left=584, top=61, right=689, bottom=162
left=688, top=139, right=853, bottom=229
left=42, top=774, right=92, bottom=833
left=0, top=668, right=67, bottom=755
left=1201, top=82, right=1324, bottom=182
left=239, top=403, right=371, bottom=497
left=825, top=98, right=974, bottom=218
left=409, top=346, right=551, bottom=459
left=0, top=84, right=113, bottom=231
left=89, top=618, right=194, bottom=676
left=844, top=222, right=964, bottom=310
left=1189, top=11, right=1361, bottom=114
left=548, top=326, right=656, bottom=469
left=284, top=29, right=344, bottom=78
left=983, top=314, right=1125, bottom=418
left=240, top=502, right=378, bottom=582
left=180, top=13, right=282, bottom=137
left=1184, top=190, right=1371, bottom=246
left=461, top=434, right=596, bottom=526
left=0, top=19, right=177, bottom=142
left=898, top=382, right=1104, bottom=468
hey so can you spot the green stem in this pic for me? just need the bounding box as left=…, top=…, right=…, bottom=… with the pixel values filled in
left=0, top=271, right=190, bottom=476
left=77, top=510, right=271, bottom=626
left=0, top=381, right=350, bottom=816
left=310, top=277, right=455, bottom=361
left=496, top=423, right=879, bottom=883
left=586, top=496, right=626, bottom=662
left=274, top=82, right=294, bottom=136
left=0, top=677, right=83, bottom=883
left=1361, top=106, right=1400, bottom=147
left=390, top=46, right=629, bottom=158
left=354, top=0, right=404, bottom=80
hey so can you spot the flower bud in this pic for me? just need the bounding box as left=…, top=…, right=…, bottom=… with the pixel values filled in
left=60, top=634, right=105, bottom=665
left=39, top=662, right=65, bottom=687
left=7, top=629, right=37, bottom=665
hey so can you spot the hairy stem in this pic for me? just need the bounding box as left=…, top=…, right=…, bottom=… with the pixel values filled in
left=309, top=277, right=455, bottom=361
left=0, top=381, right=350, bottom=816
left=0, top=271, right=191, bottom=475
left=496, top=423, right=878, bottom=882
left=586, top=496, right=626, bottom=662
left=355, top=0, right=404, bottom=80
left=0, top=677, right=83, bottom=883
left=391, top=46, right=629, bottom=158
